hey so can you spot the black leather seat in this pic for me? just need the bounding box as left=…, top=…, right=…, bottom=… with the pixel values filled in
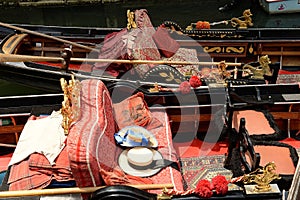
left=225, top=117, right=299, bottom=191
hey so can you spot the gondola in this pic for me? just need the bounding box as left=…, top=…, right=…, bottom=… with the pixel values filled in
left=0, top=9, right=299, bottom=200
left=0, top=9, right=299, bottom=92
left=0, top=76, right=299, bottom=199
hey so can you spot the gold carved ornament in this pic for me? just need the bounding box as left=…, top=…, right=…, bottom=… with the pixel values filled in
left=226, top=46, right=244, bottom=53
left=204, top=46, right=245, bottom=54
left=185, top=9, right=253, bottom=31
left=60, top=75, right=81, bottom=135
left=242, top=55, right=272, bottom=79
left=230, top=9, right=253, bottom=29
left=242, top=162, right=281, bottom=193
left=127, top=10, right=137, bottom=30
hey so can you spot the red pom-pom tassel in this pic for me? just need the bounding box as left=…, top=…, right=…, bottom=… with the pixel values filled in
left=189, top=75, right=202, bottom=88
left=194, top=179, right=213, bottom=198
left=178, top=81, right=191, bottom=94
left=196, top=21, right=210, bottom=29
left=211, top=175, right=229, bottom=196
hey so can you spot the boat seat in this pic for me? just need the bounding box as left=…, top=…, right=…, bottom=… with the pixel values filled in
left=2, top=33, right=29, bottom=54
left=0, top=116, right=23, bottom=146
left=230, top=109, right=283, bottom=141
left=66, top=79, right=184, bottom=197
left=226, top=85, right=284, bottom=141
left=225, top=117, right=299, bottom=190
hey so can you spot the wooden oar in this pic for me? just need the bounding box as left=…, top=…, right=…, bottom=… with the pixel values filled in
left=71, top=57, right=243, bottom=66
left=0, top=183, right=173, bottom=198
left=0, top=21, right=100, bottom=53
left=0, top=53, right=243, bottom=67
left=0, top=53, right=63, bottom=62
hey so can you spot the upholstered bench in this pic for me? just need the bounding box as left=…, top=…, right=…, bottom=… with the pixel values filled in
left=67, top=79, right=184, bottom=199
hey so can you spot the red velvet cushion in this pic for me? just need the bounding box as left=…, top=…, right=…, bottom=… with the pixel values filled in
left=113, top=92, right=162, bottom=130
left=254, top=145, right=295, bottom=175
left=232, top=110, right=275, bottom=135
left=113, top=92, right=152, bottom=129
left=152, top=26, right=180, bottom=58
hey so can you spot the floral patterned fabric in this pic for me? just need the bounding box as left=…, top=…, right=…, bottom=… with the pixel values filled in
left=94, top=9, right=161, bottom=78
left=164, top=48, right=200, bottom=76
left=130, top=9, right=161, bottom=77
left=94, top=28, right=133, bottom=77
left=152, top=26, right=180, bottom=58
left=113, top=92, right=161, bottom=129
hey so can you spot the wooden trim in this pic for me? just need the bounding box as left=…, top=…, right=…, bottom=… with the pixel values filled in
left=2, top=34, right=28, bottom=54
left=169, top=114, right=213, bottom=122
left=271, top=112, right=300, bottom=120
left=258, top=51, right=300, bottom=56
left=0, top=125, right=24, bottom=134
left=27, top=46, right=90, bottom=53
left=0, top=184, right=173, bottom=198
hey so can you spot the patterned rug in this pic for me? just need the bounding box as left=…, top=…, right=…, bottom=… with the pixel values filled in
left=179, top=155, right=241, bottom=191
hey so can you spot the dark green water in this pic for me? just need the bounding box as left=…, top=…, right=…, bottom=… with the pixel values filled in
left=1, top=1, right=300, bottom=29
left=0, top=0, right=300, bottom=96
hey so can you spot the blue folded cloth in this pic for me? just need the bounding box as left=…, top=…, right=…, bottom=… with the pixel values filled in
left=115, top=129, right=149, bottom=147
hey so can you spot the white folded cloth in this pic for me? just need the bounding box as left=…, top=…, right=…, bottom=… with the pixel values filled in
left=9, top=111, right=66, bottom=166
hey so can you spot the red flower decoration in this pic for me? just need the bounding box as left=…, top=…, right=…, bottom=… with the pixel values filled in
left=195, top=21, right=211, bottom=29
left=211, top=175, right=229, bottom=195
left=194, top=179, right=213, bottom=198
left=189, top=75, right=202, bottom=88
left=179, top=81, right=191, bottom=94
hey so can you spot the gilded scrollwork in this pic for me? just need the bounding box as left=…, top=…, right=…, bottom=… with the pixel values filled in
left=226, top=46, right=245, bottom=53
left=203, top=46, right=222, bottom=53
left=127, top=10, right=137, bottom=30
left=60, top=75, right=81, bottom=135
left=204, top=46, right=245, bottom=54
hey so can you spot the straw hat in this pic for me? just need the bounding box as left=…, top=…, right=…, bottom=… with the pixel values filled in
left=114, top=126, right=158, bottom=148
left=118, top=147, right=163, bottom=177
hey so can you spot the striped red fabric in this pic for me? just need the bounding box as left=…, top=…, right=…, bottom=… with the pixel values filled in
left=67, top=79, right=118, bottom=187
left=8, top=147, right=73, bottom=190
left=67, top=79, right=183, bottom=195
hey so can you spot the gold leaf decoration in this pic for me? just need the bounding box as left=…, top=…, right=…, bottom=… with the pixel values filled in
left=226, top=47, right=244, bottom=53
left=249, top=44, right=254, bottom=54
left=60, top=75, right=81, bottom=135
left=169, top=72, right=174, bottom=79
left=159, top=72, right=168, bottom=77
left=175, top=79, right=182, bottom=83
left=203, top=46, right=222, bottom=53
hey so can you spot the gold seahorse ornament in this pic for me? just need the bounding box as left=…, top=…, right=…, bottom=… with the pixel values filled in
left=243, top=162, right=281, bottom=192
